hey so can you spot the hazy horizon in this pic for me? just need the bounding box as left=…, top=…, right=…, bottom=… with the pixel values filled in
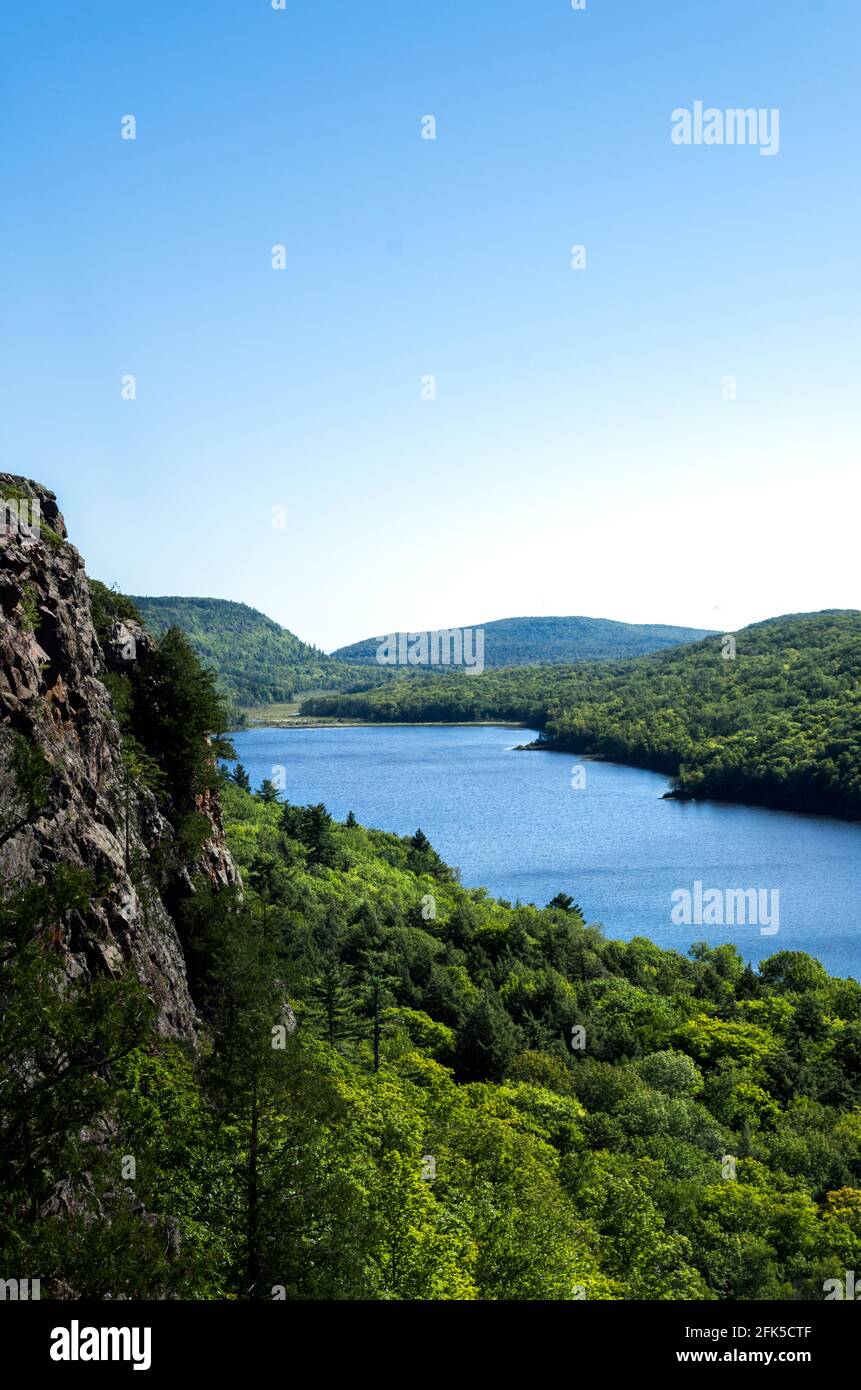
left=124, top=588, right=861, bottom=658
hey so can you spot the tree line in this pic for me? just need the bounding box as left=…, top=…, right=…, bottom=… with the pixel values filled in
left=301, top=610, right=861, bottom=819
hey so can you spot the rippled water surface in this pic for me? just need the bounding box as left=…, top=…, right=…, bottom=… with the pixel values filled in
left=231, top=724, right=861, bottom=977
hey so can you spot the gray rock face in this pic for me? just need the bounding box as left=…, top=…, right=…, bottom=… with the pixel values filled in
left=0, top=474, right=239, bottom=1041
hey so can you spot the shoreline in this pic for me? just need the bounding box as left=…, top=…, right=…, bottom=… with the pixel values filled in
left=230, top=720, right=861, bottom=826
left=235, top=717, right=532, bottom=731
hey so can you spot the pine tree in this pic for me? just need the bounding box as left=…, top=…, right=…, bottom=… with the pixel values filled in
left=301, top=804, right=338, bottom=867
left=231, top=763, right=251, bottom=791
left=0, top=870, right=158, bottom=1294
left=406, top=827, right=450, bottom=878
left=454, top=989, right=524, bottom=1083
left=356, top=943, right=400, bottom=1073
left=303, top=910, right=361, bottom=1051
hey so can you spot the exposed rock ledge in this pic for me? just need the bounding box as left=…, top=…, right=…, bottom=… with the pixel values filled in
left=0, top=474, right=239, bottom=1041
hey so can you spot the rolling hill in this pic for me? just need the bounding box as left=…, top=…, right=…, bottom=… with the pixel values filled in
left=129, top=596, right=383, bottom=707
left=332, top=614, right=716, bottom=668
left=127, top=601, right=714, bottom=707
left=304, top=610, right=861, bottom=819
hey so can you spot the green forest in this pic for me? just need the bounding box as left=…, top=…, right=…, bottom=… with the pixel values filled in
left=128, top=599, right=711, bottom=705
left=333, top=614, right=714, bottom=668
left=304, top=610, right=861, bottom=819
left=3, top=600, right=861, bottom=1300
left=131, top=595, right=387, bottom=708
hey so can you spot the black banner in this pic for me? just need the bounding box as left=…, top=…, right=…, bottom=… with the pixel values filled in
left=2, top=1298, right=857, bottom=1376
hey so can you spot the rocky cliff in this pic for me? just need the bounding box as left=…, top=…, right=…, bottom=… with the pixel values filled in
left=0, top=474, right=239, bottom=1041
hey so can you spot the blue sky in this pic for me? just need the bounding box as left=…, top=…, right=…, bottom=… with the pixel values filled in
left=1, top=0, right=858, bottom=649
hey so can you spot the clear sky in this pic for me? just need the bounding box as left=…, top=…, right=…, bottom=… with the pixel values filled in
left=1, top=0, right=858, bottom=650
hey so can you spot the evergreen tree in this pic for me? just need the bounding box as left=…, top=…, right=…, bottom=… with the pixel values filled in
left=454, top=989, right=524, bottom=1082
left=0, top=870, right=159, bottom=1295
left=356, top=943, right=400, bottom=1073
left=406, top=827, right=450, bottom=879
left=282, top=802, right=338, bottom=867
left=304, top=911, right=361, bottom=1051
left=301, top=804, right=338, bottom=867
left=231, top=763, right=251, bottom=791
left=548, top=892, right=582, bottom=914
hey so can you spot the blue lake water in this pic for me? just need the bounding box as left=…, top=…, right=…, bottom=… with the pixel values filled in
left=230, top=724, right=861, bottom=979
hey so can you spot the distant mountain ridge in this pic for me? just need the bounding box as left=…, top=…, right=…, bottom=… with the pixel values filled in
left=128, top=599, right=716, bottom=704
left=304, top=609, right=861, bottom=820
left=332, top=614, right=717, bottom=668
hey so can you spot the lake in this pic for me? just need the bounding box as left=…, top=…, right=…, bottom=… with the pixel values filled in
left=230, top=724, right=861, bottom=979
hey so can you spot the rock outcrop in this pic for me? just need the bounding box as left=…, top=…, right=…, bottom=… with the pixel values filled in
left=0, top=474, right=239, bottom=1041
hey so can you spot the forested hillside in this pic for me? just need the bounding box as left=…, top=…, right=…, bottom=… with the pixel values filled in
left=126, top=601, right=711, bottom=705
left=131, top=595, right=386, bottom=707
left=4, top=549, right=861, bottom=1299
left=303, top=611, right=861, bottom=819
left=333, top=614, right=714, bottom=668
left=9, top=760, right=861, bottom=1297
left=209, top=779, right=861, bottom=1299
